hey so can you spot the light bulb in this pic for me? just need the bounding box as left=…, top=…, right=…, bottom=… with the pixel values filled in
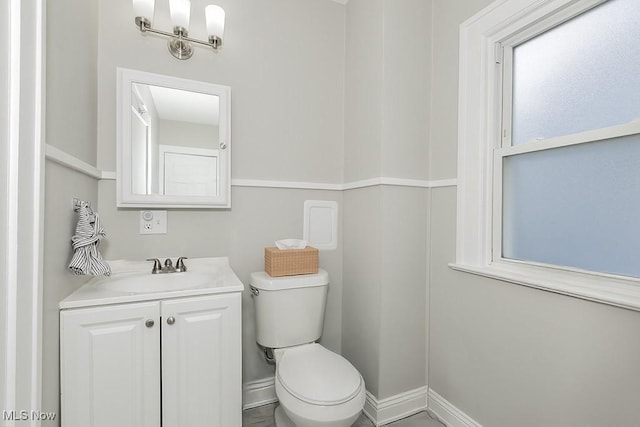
left=132, top=0, right=155, bottom=23
left=169, top=0, right=191, bottom=31
left=205, top=5, right=225, bottom=39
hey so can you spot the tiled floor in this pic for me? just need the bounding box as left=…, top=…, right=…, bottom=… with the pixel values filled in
left=242, top=403, right=445, bottom=427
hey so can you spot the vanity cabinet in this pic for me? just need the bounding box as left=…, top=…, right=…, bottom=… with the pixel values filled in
left=60, top=293, right=241, bottom=427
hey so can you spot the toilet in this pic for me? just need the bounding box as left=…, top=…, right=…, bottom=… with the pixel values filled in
left=250, top=269, right=366, bottom=427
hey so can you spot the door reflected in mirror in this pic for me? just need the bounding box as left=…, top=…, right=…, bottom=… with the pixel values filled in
left=130, top=83, right=220, bottom=197
left=117, top=68, right=231, bottom=208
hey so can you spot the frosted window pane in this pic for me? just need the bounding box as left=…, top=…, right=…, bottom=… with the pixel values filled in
left=512, top=0, right=640, bottom=145
left=502, top=134, right=640, bottom=278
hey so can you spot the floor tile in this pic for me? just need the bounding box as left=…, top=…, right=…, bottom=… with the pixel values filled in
left=242, top=404, right=445, bottom=427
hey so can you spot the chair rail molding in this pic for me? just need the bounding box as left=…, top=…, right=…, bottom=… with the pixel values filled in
left=44, top=145, right=459, bottom=191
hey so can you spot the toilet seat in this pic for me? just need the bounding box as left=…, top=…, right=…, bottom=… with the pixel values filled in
left=277, top=343, right=363, bottom=406
left=274, top=344, right=365, bottom=427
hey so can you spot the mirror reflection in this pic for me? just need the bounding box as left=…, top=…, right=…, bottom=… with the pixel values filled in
left=130, top=83, right=220, bottom=197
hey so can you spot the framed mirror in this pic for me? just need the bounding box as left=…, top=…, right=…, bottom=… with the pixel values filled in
left=117, top=68, right=231, bottom=208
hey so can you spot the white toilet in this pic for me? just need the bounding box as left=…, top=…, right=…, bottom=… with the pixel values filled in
left=250, top=269, right=366, bottom=427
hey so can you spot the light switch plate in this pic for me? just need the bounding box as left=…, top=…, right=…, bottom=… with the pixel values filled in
left=139, top=210, right=167, bottom=234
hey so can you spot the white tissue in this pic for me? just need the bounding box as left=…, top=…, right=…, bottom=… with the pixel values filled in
left=275, top=239, right=307, bottom=250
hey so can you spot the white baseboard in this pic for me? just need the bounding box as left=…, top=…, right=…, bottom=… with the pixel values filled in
left=363, top=386, right=428, bottom=426
left=427, top=388, right=483, bottom=427
left=243, top=377, right=431, bottom=427
left=243, top=377, right=278, bottom=410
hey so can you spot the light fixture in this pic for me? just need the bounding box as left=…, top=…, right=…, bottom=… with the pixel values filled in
left=133, top=0, right=225, bottom=60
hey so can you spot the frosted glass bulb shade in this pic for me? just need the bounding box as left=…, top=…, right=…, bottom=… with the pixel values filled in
left=205, top=5, right=225, bottom=38
left=133, top=0, right=155, bottom=22
left=169, top=0, right=191, bottom=30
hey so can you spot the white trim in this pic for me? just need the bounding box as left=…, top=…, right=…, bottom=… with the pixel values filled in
left=450, top=261, right=640, bottom=312
left=233, top=177, right=456, bottom=191
left=427, top=178, right=458, bottom=188
left=362, top=386, right=428, bottom=427
left=242, top=377, right=278, bottom=410
left=241, top=378, right=428, bottom=426
left=231, top=178, right=344, bottom=191
left=44, top=146, right=460, bottom=191
left=31, top=0, right=45, bottom=420
left=3, top=0, right=20, bottom=414
left=455, top=0, right=640, bottom=311
left=427, top=389, right=482, bottom=427
left=117, top=68, right=231, bottom=209
left=1, top=0, right=45, bottom=422
left=500, top=119, right=640, bottom=156
left=45, top=144, right=102, bottom=180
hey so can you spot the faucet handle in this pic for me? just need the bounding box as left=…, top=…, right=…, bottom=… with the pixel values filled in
left=146, top=258, right=162, bottom=274
left=176, top=257, right=188, bottom=272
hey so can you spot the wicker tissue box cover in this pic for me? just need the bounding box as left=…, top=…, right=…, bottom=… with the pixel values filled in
left=264, top=246, right=319, bottom=277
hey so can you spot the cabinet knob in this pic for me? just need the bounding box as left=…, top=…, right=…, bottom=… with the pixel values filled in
left=166, top=316, right=176, bottom=325
left=145, top=319, right=155, bottom=328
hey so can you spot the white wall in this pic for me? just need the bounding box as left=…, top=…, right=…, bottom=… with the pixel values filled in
left=96, top=0, right=346, bottom=386
left=428, top=1, right=640, bottom=425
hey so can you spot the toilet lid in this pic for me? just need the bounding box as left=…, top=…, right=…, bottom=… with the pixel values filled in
left=277, top=343, right=363, bottom=406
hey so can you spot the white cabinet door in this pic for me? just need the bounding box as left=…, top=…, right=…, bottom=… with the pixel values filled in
left=60, top=302, right=161, bottom=427
left=161, top=293, right=242, bottom=427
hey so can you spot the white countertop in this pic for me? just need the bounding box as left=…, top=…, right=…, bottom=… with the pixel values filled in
left=60, top=257, right=244, bottom=309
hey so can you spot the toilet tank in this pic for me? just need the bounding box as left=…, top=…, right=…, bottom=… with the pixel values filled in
left=250, top=269, right=329, bottom=349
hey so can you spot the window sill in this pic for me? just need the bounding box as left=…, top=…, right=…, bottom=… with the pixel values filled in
left=449, top=261, right=640, bottom=312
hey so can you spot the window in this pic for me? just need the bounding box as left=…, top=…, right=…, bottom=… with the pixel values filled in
left=454, top=0, right=640, bottom=310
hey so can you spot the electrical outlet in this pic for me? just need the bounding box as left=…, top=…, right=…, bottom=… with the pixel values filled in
left=140, top=210, right=167, bottom=234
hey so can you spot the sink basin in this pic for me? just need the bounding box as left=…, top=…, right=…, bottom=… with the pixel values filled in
left=60, top=257, right=245, bottom=309
left=95, top=271, right=213, bottom=293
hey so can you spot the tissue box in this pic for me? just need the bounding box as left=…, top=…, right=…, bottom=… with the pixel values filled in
left=265, top=246, right=318, bottom=277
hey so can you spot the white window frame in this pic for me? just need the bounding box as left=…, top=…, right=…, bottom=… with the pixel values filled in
left=452, top=0, right=640, bottom=311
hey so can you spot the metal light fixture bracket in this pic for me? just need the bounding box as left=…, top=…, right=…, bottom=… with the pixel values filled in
left=134, top=16, right=223, bottom=60
left=168, top=27, right=194, bottom=60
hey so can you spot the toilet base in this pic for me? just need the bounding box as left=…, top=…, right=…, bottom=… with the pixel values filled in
left=274, top=405, right=296, bottom=427
left=274, top=403, right=360, bottom=427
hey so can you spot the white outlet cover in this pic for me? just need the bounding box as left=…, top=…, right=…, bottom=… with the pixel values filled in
left=140, top=210, right=167, bottom=234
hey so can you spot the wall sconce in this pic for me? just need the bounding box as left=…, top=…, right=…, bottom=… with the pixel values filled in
left=133, top=0, right=225, bottom=60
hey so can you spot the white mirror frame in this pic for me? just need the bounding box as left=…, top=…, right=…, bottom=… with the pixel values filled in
left=116, top=67, right=231, bottom=208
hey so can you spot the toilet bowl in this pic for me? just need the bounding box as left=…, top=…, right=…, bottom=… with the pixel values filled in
left=250, top=270, right=366, bottom=427
left=273, top=343, right=365, bottom=427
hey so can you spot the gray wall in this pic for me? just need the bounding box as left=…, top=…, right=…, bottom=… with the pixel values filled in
left=342, top=0, right=430, bottom=400
left=98, top=184, right=343, bottom=383
left=158, top=120, right=219, bottom=150
left=97, top=0, right=346, bottom=183
left=95, top=0, right=346, bottom=386
left=42, top=164, right=98, bottom=418
left=42, top=0, right=100, bottom=419
left=428, top=1, right=640, bottom=425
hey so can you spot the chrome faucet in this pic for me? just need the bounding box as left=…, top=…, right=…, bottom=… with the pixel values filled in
left=147, top=258, right=163, bottom=274
left=147, top=257, right=188, bottom=274
left=176, top=257, right=188, bottom=272
left=163, top=258, right=176, bottom=273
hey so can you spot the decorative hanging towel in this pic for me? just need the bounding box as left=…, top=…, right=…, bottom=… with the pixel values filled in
left=68, top=201, right=111, bottom=276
